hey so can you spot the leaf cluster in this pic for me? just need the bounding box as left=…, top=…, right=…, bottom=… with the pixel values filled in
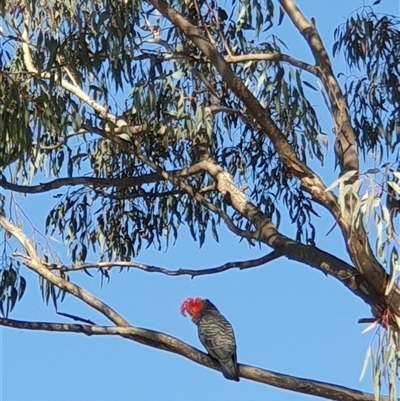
left=0, top=258, right=26, bottom=317
left=333, top=10, right=400, bottom=158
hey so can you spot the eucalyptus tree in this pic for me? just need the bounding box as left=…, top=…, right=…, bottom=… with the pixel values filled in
left=0, top=0, right=399, bottom=399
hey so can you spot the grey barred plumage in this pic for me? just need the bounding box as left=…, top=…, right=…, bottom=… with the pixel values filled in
left=181, top=297, right=239, bottom=381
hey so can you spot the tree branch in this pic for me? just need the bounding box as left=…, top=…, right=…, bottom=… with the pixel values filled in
left=0, top=317, right=391, bottom=401
left=278, top=0, right=389, bottom=299
left=146, top=0, right=314, bottom=180
left=278, top=0, right=358, bottom=175
left=225, top=53, right=316, bottom=74
left=190, top=159, right=387, bottom=315
left=134, top=150, right=253, bottom=239
left=145, top=0, right=382, bottom=285
left=0, top=163, right=209, bottom=194
left=0, top=212, right=129, bottom=327
left=46, top=251, right=283, bottom=276
left=0, top=174, right=162, bottom=194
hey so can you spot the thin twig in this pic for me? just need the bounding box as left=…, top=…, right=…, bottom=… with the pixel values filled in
left=44, top=251, right=283, bottom=276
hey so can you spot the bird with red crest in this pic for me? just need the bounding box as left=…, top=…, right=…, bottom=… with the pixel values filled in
left=181, top=297, right=239, bottom=381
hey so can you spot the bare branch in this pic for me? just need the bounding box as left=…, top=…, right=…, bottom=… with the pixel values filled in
left=47, top=251, right=283, bottom=276
left=0, top=174, right=162, bottom=194
left=0, top=163, right=209, bottom=194
left=225, top=53, right=316, bottom=74
left=0, top=317, right=391, bottom=401
left=278, top=0, right=358, bottom=175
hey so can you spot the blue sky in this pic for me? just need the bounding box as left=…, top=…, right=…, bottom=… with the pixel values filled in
left=1, top=0, right=399, bottom=400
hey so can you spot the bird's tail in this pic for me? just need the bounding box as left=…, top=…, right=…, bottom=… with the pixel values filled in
left=220, top=359, right=240, bottom=382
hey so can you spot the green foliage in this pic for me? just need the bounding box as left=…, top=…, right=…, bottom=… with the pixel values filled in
left=360, top=322, right=400, bottom=401
left=327, top=163, right=400, bottom=401
left=0, top=63, right=32, bottom=169
left=1, top=0, right=397, bottom=264
left=0, top=0, right=328, bottom=263
left=327, top=167, right=400, bottom=277
left=333, top=10, right=400, bottom=156
left=39, top=270, right=68, bottom=309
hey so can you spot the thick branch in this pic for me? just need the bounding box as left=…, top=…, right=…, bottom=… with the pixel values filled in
left=278, top=0, right=387, bottom=294
left=190, top=159, right=387, bottom=315
left=0, top=318, right=390, bottom=401
left=145, top=0, right=375, bottom=280
left=122, top=155, right=387, bottom=316
left=278, top=0, right=358, bottom=175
